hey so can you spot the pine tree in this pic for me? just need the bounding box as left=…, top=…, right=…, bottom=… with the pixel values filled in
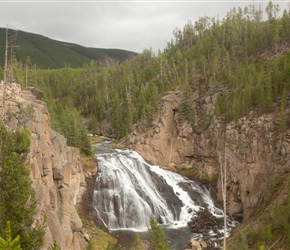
left=111, top=92, right=124, bottom=139
left=179, top=84, right=194, bottom=125
left=130, top=234, right=142, bottom=250
left=88, top=115, right=98, bottom=134
left=148, top=217, right=169, bottom=250
left=215, top=93, right=224, bottom=117
left=232, top=229, right=249, bottom=250
left=0, top=221, right=21, bottom=250
left=0, top=125, right=44, bottom=250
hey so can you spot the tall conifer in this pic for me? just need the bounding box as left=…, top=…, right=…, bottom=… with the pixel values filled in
left=0, top=125, right=44, bottom=250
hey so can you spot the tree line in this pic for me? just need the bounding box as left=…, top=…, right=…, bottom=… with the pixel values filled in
left=0, top=28, right=136, bottom=69
left=1, top=1, right=290, bottom=249
left=9, top=1, right=290, bottom=143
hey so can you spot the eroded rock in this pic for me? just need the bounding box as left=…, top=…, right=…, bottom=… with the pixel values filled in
left=127, top=90, right=290, bottom=222
left=0, top=84, right=86, bottom=249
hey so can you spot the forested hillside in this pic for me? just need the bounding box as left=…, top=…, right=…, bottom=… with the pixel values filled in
left=11, top=1, right=290, bottom=139
left=0, top=28, right=137, bottom=69
left=3, top=1, right=290, bottom=249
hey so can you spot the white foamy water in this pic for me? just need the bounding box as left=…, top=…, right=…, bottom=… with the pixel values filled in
left=92, top=142, right=237, bottom=240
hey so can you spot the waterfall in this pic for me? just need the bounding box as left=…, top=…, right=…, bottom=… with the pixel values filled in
left=92, top=141, right=236, bottom=239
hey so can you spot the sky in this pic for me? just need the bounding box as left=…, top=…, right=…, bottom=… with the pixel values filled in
left=0, top=0, right=289, bottom=53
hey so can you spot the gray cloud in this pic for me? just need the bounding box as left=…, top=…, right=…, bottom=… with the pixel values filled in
left=0, top=1, right=288, bottom=53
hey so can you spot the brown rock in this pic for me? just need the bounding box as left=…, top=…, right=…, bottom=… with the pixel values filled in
left=190, top=239, right=202, bottom=250
left=200, top=241, right=207, bottom=248
left=83, top=232, right=90, bottom=242
left=126, top=89, right=290, bottom=222
left=0, top=84, right=85, bottom=250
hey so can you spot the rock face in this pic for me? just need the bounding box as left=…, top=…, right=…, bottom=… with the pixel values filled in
left=127, top=90, right=290, bottom=221
left=0, top=83, right=86, bottom=249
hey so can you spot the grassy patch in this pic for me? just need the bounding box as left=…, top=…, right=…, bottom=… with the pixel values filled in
left=78, top=208, right=118, bottom=250
left=85, top=222, right=118, bottom=250
left=89, top=136, right=106, bottom=144
left=176, top=165, right=217, bottom=183
left=176, top=166, right=198, bottom=177
left=81, top=152, right=97, bottom=172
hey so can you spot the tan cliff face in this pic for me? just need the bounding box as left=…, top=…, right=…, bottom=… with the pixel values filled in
left=0, top=84, right=86, bottom=250
left=127, top=90, right=290, bottom=221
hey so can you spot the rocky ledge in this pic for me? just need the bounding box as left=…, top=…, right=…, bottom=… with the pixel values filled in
left=0, top=83, right=87, bottom=249
left=127, top=90, right=290, bottom=223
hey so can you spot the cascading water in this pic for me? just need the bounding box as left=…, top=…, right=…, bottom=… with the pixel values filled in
left=92, top=141, right=237, bottom=247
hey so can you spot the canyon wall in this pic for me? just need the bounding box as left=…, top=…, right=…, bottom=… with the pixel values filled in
left=127, top=90, right=290, bottom=221
left=3, top=81, right=288, bottom=248
left=0, top=83, right=87, bottom=249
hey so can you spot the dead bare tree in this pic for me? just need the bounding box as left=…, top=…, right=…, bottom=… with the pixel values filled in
left=8, top=29, right=19, bottom=82
left=3, top=26, right=8, bottom=84
left=2, top=26, right=8, bottom=123
left=2, top=25, right=19, bottom=123
left=220, top=128, right=227, bottom=250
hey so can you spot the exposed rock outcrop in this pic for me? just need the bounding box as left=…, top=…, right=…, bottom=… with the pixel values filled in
left=0, top=83, right=87, bottom=249
left=127, top=90, right=290, bottom=221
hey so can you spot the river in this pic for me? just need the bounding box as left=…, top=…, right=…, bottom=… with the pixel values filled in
left=92, top=141, right=236, bottom=249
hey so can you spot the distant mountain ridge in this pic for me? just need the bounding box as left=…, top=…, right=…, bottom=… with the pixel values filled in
left=0, top=28, right=137, bottom=69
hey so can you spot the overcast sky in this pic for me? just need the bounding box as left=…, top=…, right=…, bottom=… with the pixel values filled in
left=0, top=1, right=289, bottom=53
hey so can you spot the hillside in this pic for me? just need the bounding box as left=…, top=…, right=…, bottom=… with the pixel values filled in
left=0, top=28, right=137, bottom=69
left=6, top=1, right=290, bottom=249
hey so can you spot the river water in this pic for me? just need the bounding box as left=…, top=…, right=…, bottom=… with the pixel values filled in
left=92, top=141, right=236, bottom=249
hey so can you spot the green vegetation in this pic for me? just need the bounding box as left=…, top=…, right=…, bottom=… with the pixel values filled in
left=9, top=1, right=290, bottom=141
left=148, top=218, right=169, bottom=250
left=228, top=176, right=290, bottom=250
left=47, top=103, right=92, bottom=156
left=0, top=125, right=44, bottom=250
left=0, top=28, right=136, bottom=69
left=247, top=178, right=290, bottom=249
left=78, top=213, right=118, bottom=250
left=104, top=242, right=122, bottom=250
left=130, top=234, right=142, bottom=250
left=232, top=230, right=249, bottom=250
left=176, top=165, right=198, bottom=177
left=0, top=221, right=21, bottom=250
left=86, top=235, right=119, bottom=250
left=85, top=218, right=168, bottom=250
left=49, top=241, right=61, bottom=250
left=2, top=1, right=290, bottom=249
left=179, top=83, right=195, bottom=125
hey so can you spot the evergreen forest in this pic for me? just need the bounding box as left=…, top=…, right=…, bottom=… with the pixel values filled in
left=0, top=1, right=290, bottom=249
left=5, top=1, right=290, bottom=142
left=0, top=28, right=136, bottom=69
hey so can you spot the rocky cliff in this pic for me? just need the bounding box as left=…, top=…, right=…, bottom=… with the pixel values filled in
left=126, top=89, right=290, bottom=222
left=0, top=83, right=87, bottom=249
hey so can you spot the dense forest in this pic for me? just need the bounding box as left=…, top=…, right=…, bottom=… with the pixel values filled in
left=0, top=28, right=136, bottom=69
left=1, top=1, right=290, bottom=248
left=8, top=1, right=290, bottom=139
